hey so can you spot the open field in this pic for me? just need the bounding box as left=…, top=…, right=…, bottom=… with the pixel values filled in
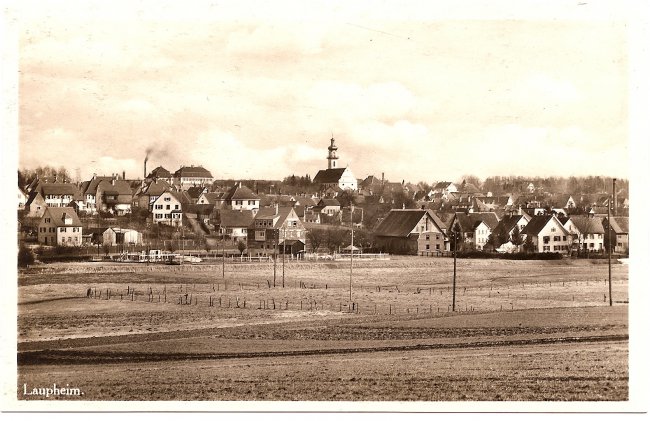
left=17, top=257, right=629, bottom=401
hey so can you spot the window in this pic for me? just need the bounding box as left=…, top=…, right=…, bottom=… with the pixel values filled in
left=166, top=205, right=170, bottom=210
left=543, top=236, right=550, bottom=244
left=436, top=244, right=440, bottom=250
left=425, top=234, right=430, bottom=241
left=551, top=227, right=556, bottom=232
left=164, top=197, right=171, bottom=202
left=553, top=246, right=559, bottom=251
left=563, top=236, right=567, bottom=241
left=60, top=227, right=66, bottom=233
left=543, top=246, right=550, bottom=251
left=175, top=205, right=179, bottom=210
left=45, top=218, right=51, bottom=223
left=425, top=244, right=430, bottom=250
left=589, top=243, right=594, bottom=249
left=236, top=200, right=242, bottom=206
left=248, top=200, right=255, bottom=205
left=553, top=236, right=560, bottom=242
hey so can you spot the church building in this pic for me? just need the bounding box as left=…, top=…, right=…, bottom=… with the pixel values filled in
left=313, top=137, right=357, bottom=191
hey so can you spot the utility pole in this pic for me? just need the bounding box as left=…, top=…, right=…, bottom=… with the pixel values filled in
left=222, top=228, right=226, bottom=289
left=452, top=227, right=457, bottom=312
left=273, top=232, right=277, bottom=288
left=350, top=205, right=354, bottom=302
left=282, top=226, right=286, bottom=288
left=608, top=178, right=616, bottom=306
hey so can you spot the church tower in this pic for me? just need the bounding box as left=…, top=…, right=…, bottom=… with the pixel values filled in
left=327, top=137, right=339, bottom=169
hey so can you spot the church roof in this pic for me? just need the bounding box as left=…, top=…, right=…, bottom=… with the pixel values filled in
left=313, top=168, right=347, bottom=184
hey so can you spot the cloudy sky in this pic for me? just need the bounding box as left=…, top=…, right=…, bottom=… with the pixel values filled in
left=9, top=0, right=642, bottom=183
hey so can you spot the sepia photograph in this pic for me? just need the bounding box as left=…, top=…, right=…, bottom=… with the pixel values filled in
left=2, top=0, right=648, bottom=414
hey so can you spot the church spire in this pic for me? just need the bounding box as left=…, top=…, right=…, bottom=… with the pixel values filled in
left=327, top=137, right=339, bottom=169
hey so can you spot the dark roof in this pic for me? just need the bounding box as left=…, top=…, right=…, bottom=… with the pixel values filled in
left=148, top=166, right=171, bottom=178
left=42, top=207, right=82, bottom=226
left=25, top=191, right=45, bottom=207
left=223, top=183, right=260, bottom=201
left=142, top=179, right=172, bottom=196
left=520, top=215, right=569, bottom=236
left=374, top=210, right=428, bottom=237
left=39, top=183, right=79, bottom=197
left=493, top=214, right=527, bottom=236
left=360, top=175, right=383, bottom=188
left=81, top=176, right=114, bottom=196
left=174, top=165, right=213, bottom=178
left=318, top=198, right=341, bottom=207
left=433, top=182, right=453, bottom=190
left=253, top=206, right=295, bottom=228
left=313, top=168, right=346, bottom=184
left=607, top=216, right=629, bottom=234
left=459, top=183, right=480, bottom=193
left=453, top=212, right=500, bottom=232
left=220, top=209, right=254, bottom=228
left=186, top=186, right=207, bottom=199
left=568, top=215, right=605, bottom=234
left=199, top=192, right=223, bottom=204
left=99, top=179, right=133, bottom=196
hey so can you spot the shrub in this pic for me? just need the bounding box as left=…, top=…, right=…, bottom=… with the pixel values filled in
left=18, top=245, right=35, bottom=267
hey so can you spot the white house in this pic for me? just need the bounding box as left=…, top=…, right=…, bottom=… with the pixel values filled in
left=221, top=182, right=260, bottom=211
left=37, top=207, right=83, bottom=246
left=522, top=215, right=572, bottom=254
left=151, top=191, right=185, bottom=226
left=564, top=215, right=605, bottom=252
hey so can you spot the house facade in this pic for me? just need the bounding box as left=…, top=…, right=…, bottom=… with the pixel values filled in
left=564, top=215, right=605, bottom=252
left=218, top=209, right=254, bottom=243
left=602, top=216, right=629, bottom=254
left=247, top=206, right=306, bottom=256
left=37, top=207, right=83, bottom=246
left=24, top=191, right=47, bottom=218
left=522, top=215, right=572, bottom=253
left=222, top=183, right=260, bottom=211
left=173, top=165, right=213, bottom=190
left=374, top=209, right=447, bottom=255
left=151, top=191, right=185, bottom=226
left=451, top=212, right=500, bottom=251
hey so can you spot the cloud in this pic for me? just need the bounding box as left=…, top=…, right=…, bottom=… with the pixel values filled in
left=226, top=24, right=326, bottom=56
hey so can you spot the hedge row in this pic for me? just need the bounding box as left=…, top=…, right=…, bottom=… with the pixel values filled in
left=456, top=251, right=564, bottom=260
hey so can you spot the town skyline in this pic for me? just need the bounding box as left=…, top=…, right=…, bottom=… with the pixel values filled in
left=11, top=1, right=638, bottom=183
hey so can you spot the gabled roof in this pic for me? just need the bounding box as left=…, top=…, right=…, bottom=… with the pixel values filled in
left=433, top=181, right=453, bottom=190
left=220, top=209, right=254, bottom=228
left=493, top=214, right=527, bottom=236
left=42, top=207, right=82, bottom=226
left=39, top=183, right=79, bottom=197
left=186, top=186, right=208, bottom=199
left=374, top=209, right=430, bottom=237
left=453, top=212, right=500, bottom=232
left=360, top=175, right=383, bottom=188
left=148, top=166, right=172, bottom=179
left=313, top=168, right=346, bottom=184
left=199, top=192, right=223, bottom=204
left=253, top=206, right=296, bottom=229
left=81, top=176, right=114, bottom=196
left=605, top=216, right=628, bottom=234
left=25, top=191, right=46, bottom=207
left=142, top=179, right=172, bottom=196
left=174, top=165, right=213, bottom=178
left=98, top=179, right=133, bottom=196
left=222, top=183, right=260, bottom=201
left=567, top=215, right=605, bottom=234
left=521, top=215, right=569, bottom=236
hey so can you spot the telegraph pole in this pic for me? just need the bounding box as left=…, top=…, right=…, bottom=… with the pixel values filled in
left=452, top=227, right=457, bottom=312
left=273, top=233, right=277, bottom=288
left=608, top=178, right=616, bottom=306
left=222, top=229, right=226, bottom=289
left=282, top=226, right=286, bottom=288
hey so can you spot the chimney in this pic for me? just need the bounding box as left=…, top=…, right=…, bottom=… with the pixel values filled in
left=275, top=203, right=279, bottom=215
left=122, top=170, right=126, bottom=180
left=144, top=157, right=148, bottom=179
left=381, top=173, right=385, bottom=185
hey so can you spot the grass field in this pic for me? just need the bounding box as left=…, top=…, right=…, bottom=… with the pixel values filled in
left=17, top=256, right=629, bottom=401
